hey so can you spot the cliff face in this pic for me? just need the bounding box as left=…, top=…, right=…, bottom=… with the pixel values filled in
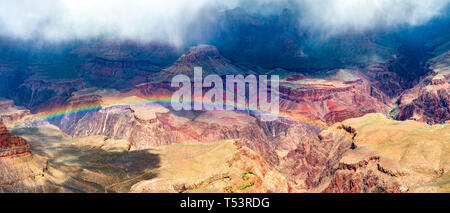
left=14, top=78, right=86, bottom=113
left=1, top=124, right=291, bottom=193
left=322, top=113, right=450, bottom=193
left=72, top=41, right=180, bottom=90
left=323, top=155, right=403, bottom=193
left=0, top=99, right=32, bottom=128
left=131, top=140, right=292, bottom=193
left=1, top=113, right=448, bottom=193
left=362, top=63, right=406, bottom=98
left=397, top=50, right=450, bottom=124
left=280, top=128, right=353, bottom=191
left=152, top=45, right=247, bottom=82
left=51, top=87, right=321, bottom=166
left=0, top=121, right=30, bottom=158
left=280, top=69, right=392, bottom=126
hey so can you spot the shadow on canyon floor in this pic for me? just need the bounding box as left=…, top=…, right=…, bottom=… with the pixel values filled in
left=50, top=147, right=161, bottom=193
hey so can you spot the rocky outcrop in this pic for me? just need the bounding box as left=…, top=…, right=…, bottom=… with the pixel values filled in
left=321, top=113, right=450, bottom=193
left=155, top=111, right=320, bottom=165
left=397, top=50, right=450, bottom=124
left=14, top=78, right=86, bottom=112
left=279, top=69, right=392, bottom=126
left=0, top=121, right=30, bottom=158
left=0, top=155, right=48, bottom=192
left=280, top=127, right=353, bottom=191
left=323, top=156, right=403, bottom=193
left=131, top=140, right=291, bottom=193
left=0, top=98, right=14, bottom=110
left=0, top=99, right=32, bottom=127
left=72, top=41, right=180, bottom=90
left=361, top=63, right=406, bottom=98
left=0, top=124, right=158, bottom=193
left=152, top=45, right=246, bottom=82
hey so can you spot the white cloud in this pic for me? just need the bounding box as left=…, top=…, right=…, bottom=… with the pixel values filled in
left=0, top=0, right=448, bottom=44
left=0, top=0, right=238, bottom=45
left=298, top=0, right=450, bottom=34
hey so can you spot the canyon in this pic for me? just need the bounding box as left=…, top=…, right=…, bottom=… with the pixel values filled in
left=0, top=110, right=447, bottom=192
left=0, top=8, right=448, bottom=193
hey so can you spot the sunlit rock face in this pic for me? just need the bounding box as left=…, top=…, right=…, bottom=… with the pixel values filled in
left=279, top=69, right=392, bottom=127
left=322, top=114, right=450, bottom=193
left=0, top=121, right=30, bottom=159
left=0, top=102, right=31, bottom=128
left=130, top=140, right=292, bottom=193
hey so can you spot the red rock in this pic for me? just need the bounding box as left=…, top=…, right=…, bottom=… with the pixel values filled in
left=323, top=156, right=403, bottom=193
left=362, top=62, right=406, bottom=98
left=280, top=69, right=392, bottom=126
left=396, top=51, right=450, bottom=124
left=0, top=121, right=30, bottom=158
left=280, top=129, right=353, bottom=190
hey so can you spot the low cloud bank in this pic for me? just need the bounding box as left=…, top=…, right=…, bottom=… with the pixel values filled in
left=0, top=0, right=448, bottom=45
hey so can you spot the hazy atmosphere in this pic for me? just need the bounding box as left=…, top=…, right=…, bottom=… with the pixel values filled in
left=0, top=0, right=448, bottom=44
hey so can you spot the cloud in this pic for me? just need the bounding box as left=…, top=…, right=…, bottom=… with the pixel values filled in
left=297, top=0, right=450, bottom=35
left=0, top=0, right=239, bottom=45
left=0, top=0, right=448, bottom=44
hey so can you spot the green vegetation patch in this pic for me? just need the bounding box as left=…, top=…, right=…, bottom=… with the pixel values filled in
left=239, top=171, right=256, bottom=190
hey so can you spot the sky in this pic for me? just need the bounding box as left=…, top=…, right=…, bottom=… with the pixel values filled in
left=0, top=0, right=448, bottom=45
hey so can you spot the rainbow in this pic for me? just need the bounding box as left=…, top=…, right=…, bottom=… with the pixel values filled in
left=27, top=94, right=293, bottom=125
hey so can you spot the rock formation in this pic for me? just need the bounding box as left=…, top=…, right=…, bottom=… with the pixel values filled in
left=0, top=99, right=32, bottom=127
left=1, top=113, right=448, bottom=192
left=0, top=121, right=30, bottom=158
left=131, top=140, right=291, bottom=193
left=1, top=125, right=291, bottom=193
left=397, top=50, right=450, bottom=124
left=72, top=41, right=180, bottom=90
left=280, top=128, right=353, bottom=191
left=280, top=69, right=392, bottom=126
left=14, top=78, right=86, bottom=113
left=322, top=113, right=449, bottom=193
left=152, top=45, right=246, bottom=82
left=0, top=98, right=14, bottom=110
left=50, top=87, right=320, bottom=166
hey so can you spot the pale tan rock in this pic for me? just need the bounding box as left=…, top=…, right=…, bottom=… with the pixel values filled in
left=323, top=113, right=450, bottom=192
left=131, top=140, right=292, bottom=193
